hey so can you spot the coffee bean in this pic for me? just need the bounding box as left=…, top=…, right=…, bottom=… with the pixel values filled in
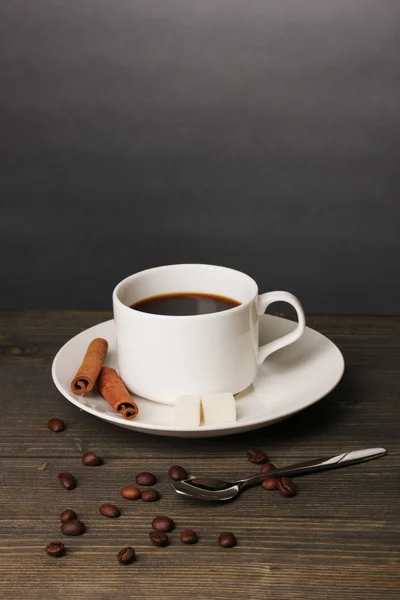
left=141, top=489, right=160, bottom=502
left=180, top=529, right=198, bottom=544
left=247, top=448, right=268, bottom=464
left=135, top=472, right=157, bottom=486
left=82, top=451, right=103, bottom=466
left=60, top=509, right=77, bottom=523
left=45, top=541, right=65, bottom=557
left=99, top=503, right=120, bottom=518
left=47, top=418, right=65, bottom=432
left=121, top=485, right=141, bottom=500
left=218, top=532, right=237, bottom=548
left=149, top=530, right=168, bottom=547
left=117, top=546, right=135, bottom=564
left=168, top=465, right=188, bottom=481
left=58, top=473, right=76, bottom=490
left=262, top=477, right=279, bottom=490
left=61, top=519, right=85, bottom=536
left=151, top=516, right=175, bottom=532
left=260, top=462, right=276, bottom=473
left=277, top=477, right=296, bottom=497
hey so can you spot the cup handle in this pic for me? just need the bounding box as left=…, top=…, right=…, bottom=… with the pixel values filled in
left=257, top=291, right=306, bottom=364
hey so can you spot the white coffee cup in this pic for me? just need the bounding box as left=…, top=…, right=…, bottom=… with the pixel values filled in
left=113, top=264, right=305, bottom=405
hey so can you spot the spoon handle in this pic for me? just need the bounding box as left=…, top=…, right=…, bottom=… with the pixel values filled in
left=241, top=447, right=386, bottom=487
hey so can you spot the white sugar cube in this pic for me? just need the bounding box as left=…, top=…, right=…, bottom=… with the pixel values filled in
left=175, top=395, right=201, bottom=427
left=201, top=393, right=237, bottom=425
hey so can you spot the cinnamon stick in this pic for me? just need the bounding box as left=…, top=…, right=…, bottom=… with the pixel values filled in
left=71, top=338, right=108, bottom=395
left=98, top=367, right=139, bottom=420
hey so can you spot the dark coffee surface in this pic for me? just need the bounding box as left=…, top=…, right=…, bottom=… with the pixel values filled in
left=131, top=293, right=241, bottom=316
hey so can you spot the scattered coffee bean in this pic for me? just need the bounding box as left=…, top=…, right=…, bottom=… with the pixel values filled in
left=58, top=473, right=76, bottom=490
left=82, top=451, right=103, bottom=466
left=168, top=465, right=188, bottom=481
left=99, top=503, right=120, bottom=518
left=121, top=485, right=141, bottom=500
left=47, top=418, right=65, bottom=432
left=247, top=448, right=268, bottom=464
left=141, top=489, right=160, bottom=502
left=262, top=477, right=279, bottom=490
left=151, top=516, right=175, bottom=532
left=60, top=509, right=77, bottom=523
left=180, top=529, right=198, bottom=544
left=117, top=546, right=135, bottom=564
left=45, top=541, right=65, bottom=557
left=149, top=530, right=168, bottom=547
left=277, top=477, right=297, bottom=497
left=61, top=519, right=86, bottom=536
left=135, top=472, right=157, bottom=486
left=260, top=462, right=276, bottom=473
left=218, top=532, right=237, bottom=548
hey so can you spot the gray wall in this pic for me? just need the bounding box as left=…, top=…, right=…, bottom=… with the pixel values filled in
left=1, top=0, right=399, bottom=312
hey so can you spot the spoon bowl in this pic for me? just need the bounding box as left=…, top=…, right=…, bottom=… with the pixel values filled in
left=173, top=478, right=241, bottom=501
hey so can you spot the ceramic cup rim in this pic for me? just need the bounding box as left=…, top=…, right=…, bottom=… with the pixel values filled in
left=112, top=263, right=259, bottom=321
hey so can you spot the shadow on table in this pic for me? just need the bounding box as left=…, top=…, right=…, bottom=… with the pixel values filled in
left=196, top=366, right=359, bottom=449
left=95, top=365, right=360, bottom=455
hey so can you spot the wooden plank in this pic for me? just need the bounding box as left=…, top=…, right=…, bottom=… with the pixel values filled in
left=0, top=558, right=398, bottom=600
left=0, top=312, right=399, bottom=599
left=0, top=457, right=399, bottom=520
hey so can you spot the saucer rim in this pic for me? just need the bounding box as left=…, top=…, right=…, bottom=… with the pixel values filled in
left=51, top=316, right=345, bottom=435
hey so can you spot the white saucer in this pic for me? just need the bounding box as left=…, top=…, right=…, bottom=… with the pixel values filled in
left=52, top=315, right=344, bottom=438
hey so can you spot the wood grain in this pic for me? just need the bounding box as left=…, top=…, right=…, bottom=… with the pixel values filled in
left=0, top=311, right=399, bottom=599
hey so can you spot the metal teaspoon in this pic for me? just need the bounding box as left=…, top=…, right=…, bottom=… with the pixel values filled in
left=172, top=447, right=387, bottom=502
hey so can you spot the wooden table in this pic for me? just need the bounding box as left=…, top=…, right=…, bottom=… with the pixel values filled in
left=1, top=312, right=399, bottom=599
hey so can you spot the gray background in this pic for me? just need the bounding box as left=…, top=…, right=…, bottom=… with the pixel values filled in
left=1, top=0, right=399, bottom=312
